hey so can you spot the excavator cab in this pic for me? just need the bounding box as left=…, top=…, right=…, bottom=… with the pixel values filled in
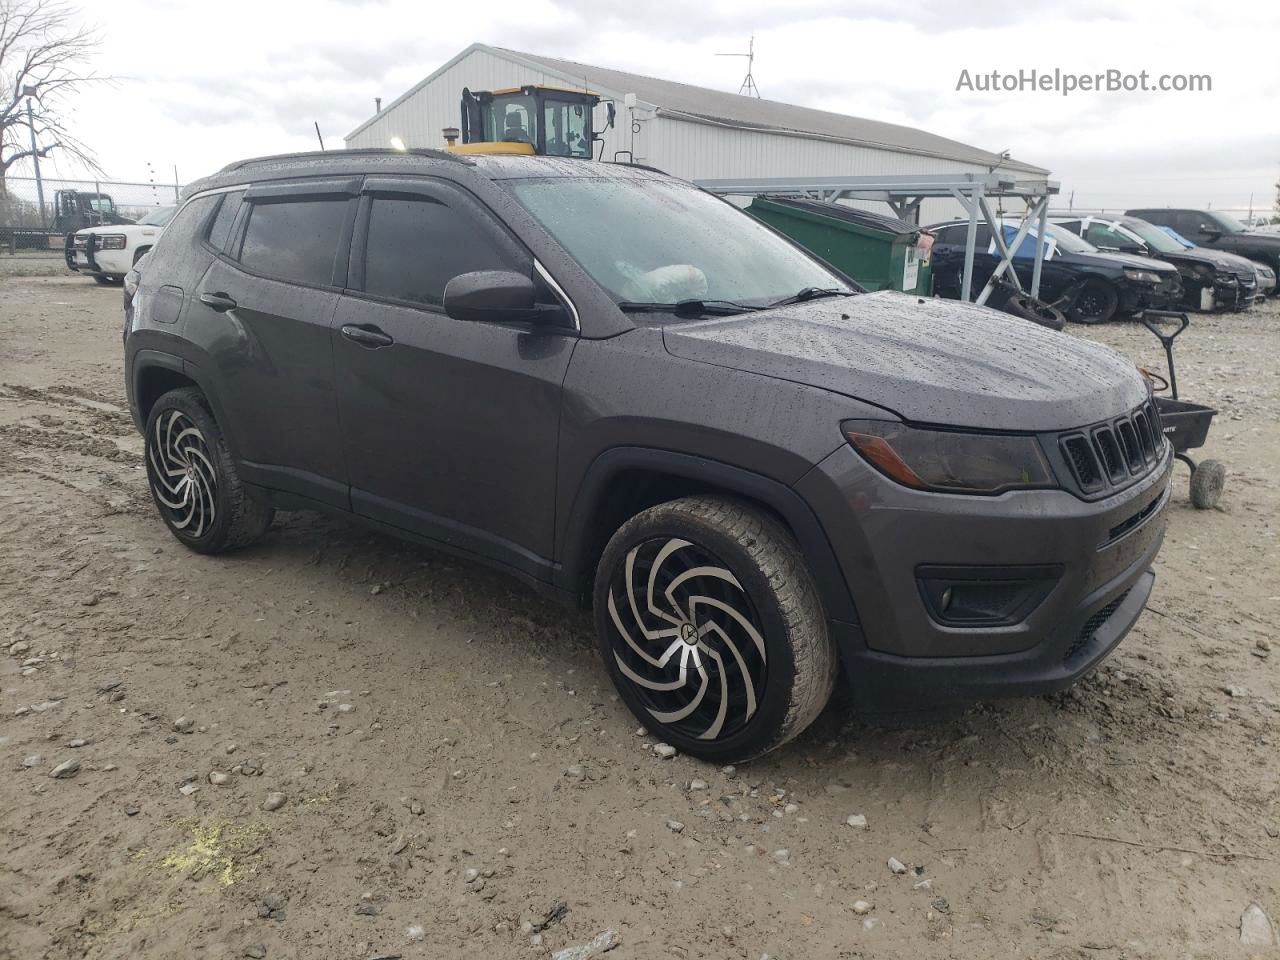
left=456, top=85, right=613, bottom=158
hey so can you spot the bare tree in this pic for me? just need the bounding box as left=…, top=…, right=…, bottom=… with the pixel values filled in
left=1, top=0, right=102, bottom=194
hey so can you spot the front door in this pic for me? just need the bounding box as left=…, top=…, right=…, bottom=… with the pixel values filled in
left=332, top=178, right=576, bottom=576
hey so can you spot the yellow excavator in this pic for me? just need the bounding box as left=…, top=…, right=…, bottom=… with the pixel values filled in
left=449, top=85, right=615, bottom=158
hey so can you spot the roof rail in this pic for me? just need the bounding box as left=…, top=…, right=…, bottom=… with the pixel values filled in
left=216, top=147, right=472, bottom=175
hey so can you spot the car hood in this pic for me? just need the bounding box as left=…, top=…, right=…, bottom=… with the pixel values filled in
left=662, top=292, right=1148, bottom=432
left=1179, top=246, right=1259, bottom=274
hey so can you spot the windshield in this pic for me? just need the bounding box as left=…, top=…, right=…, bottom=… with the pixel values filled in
left=137, top=205, right=176, bottom=227
left=1213, top=211, right=1247, bottom=232
left=1121, top=219, right=1184, bottom=253
left=1157, top=226, right=1194, bottom=248
left=999, top=221, right=1095, bottom=256
left=506, top=177, right=851, bottom=308
left=1039, top=222, right=1096, bottom=253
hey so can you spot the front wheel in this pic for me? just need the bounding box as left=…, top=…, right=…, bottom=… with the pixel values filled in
left=144, top=388, right=274, bottom=554
left=1067, top=279, right=1119, bottom=325
left=594, top=496, right=837, bottom=763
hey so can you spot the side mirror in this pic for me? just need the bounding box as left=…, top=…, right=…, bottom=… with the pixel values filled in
left=443, top=270, right=562, bottom=324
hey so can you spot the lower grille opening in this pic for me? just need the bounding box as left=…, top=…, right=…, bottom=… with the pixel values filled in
left=1105, top=495, right=1162, bottom=545
left=1063, top=588, right=1132, bottom=665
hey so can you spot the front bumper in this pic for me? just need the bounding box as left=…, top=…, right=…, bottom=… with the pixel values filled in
left=64, top=233, right=128, bottom=277
left=1118, top=276, right=1182, bottom=315
left=796, top=440, right=1172, bottom=709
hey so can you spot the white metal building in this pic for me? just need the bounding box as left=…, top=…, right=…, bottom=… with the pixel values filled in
left=345, top=44, right=1048, bottom=222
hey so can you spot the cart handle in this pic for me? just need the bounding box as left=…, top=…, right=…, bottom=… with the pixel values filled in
left=1141, top=310, right=1190, bottom=400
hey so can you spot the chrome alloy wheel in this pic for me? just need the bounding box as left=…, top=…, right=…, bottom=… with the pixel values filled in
left=606, top=537, right=768, bottom=741
left=148, top=410, right=218, bottom=538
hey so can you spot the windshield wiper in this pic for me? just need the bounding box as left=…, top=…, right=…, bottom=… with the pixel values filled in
left=767, top=287, right=853, bottom=308
left=617, top=299, right=761, bottom=317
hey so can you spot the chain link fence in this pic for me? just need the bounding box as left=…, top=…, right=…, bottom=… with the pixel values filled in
left=1, top=176, right=184, bottom=255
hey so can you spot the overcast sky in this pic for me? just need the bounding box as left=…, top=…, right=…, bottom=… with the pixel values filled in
left=29, top=0, right=1279, bottom=213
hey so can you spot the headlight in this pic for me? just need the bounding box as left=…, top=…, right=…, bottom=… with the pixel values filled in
left=843, top=420, right=1055, bottom=494
left=98, top=234, right=127, bottom=250
left=1123, top=269, right=1164, bottom=284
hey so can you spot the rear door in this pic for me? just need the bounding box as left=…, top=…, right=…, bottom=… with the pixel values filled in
left=188, top=179, right=358, bottom=507
left=332, top=177, right=576, bottom=575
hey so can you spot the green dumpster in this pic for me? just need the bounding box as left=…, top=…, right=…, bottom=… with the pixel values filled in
left=748, top=197, right=932, bottom=295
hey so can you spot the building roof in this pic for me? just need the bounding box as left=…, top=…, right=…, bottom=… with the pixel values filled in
left=348, top=43, right=1047, bottom=176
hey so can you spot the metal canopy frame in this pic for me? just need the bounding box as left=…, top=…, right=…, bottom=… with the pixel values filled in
left=694, top=172, right=1060, bottom=303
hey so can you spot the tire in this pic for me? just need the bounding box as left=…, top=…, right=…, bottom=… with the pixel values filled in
left=1067, top=279, right=1119, bottom=325
left=1005, top=294, right=1066, bottom=331
left=1189, top=459, right=1225, bottom=510
left=144, top=388, right=274, bottom=554
left=593, top=496, right=837, bottom=763
left=93, top=274, right=113, bottom=285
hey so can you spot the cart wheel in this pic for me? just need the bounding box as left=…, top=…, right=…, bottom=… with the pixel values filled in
left=1189, top=459, right=1226, bottom=510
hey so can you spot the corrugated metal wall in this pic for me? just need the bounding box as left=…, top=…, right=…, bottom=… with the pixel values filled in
left=347, top=47, right=1028, bottom=224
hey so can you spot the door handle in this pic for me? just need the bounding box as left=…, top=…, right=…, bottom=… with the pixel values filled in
left=340, top=324, right=394, bottom=348
left=199, top=292, right=237, bottom=312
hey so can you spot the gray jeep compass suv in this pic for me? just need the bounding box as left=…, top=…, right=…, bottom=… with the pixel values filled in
left=124, top=149, right=1172, bottom=762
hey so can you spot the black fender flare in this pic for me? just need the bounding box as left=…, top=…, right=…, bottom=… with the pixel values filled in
left=554, top=447, right=858, bottom=624
left=129, top=350, right=240, bottom=460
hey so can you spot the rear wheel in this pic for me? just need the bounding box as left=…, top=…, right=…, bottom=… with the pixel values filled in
left=144, top=388, right=274, bottom=554
left=1067, top=279, right=1119, bottom=325
left=594, top=496, right=837, bottom=763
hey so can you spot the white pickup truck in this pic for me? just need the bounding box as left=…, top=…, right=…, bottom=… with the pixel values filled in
left=65, top=205, right=175, bottom=284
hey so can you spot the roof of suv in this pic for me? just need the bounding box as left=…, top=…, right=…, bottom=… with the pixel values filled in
left=185, top=149, right=675, bottom=197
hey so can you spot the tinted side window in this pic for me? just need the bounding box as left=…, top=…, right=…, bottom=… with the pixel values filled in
left=239, top=199, right=348, bottom=286
left=206, top=190, right=245, bottom=252
left=364, top=196, right=518, bottom=306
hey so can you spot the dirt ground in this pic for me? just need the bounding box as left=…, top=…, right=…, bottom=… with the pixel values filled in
left=2, top=266, right=1278, bottom=960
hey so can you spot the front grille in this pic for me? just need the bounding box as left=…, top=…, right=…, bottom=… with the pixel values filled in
left=1116, top=420, right=1143, bottom=472
left=1093, top=426, right=1125, bottom=481
left=1061, top=436, right=1101, bottom=490
left=1063, top=588, right=1132, bottom=665
left=1057, top=402, right=1167, bottom=496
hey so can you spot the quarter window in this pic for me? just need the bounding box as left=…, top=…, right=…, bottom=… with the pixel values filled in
left=207, top=191, right=245, bottom=252
left=363, top=196, right=517, bottom=307
left=238, top=199, right=348, bottom=286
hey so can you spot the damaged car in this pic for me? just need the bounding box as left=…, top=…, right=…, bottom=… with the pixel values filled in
left=928, top=219, right=1182, bottom=324
left=1051, top=213, right=1258, bottom=311
left=1127, top=208, right=1280, bottom=275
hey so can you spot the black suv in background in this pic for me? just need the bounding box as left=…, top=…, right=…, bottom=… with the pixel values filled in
left=1127, top=208, right=1280, bottom=274
left=1051, top=213, right=1258, bottom=311
left=124, top=150, right=1172, bottom=761
left=927, top=218, right=1182, bottom=324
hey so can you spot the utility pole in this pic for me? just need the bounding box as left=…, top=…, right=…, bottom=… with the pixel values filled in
left=22, top=86, right=46, bottom=228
